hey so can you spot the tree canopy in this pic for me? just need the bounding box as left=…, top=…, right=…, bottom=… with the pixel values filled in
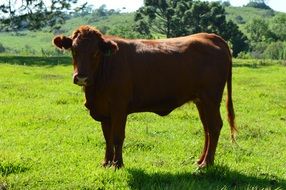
left=135, top=0, right=248, bottom=56
left=0, top=0, right=78, bottom=31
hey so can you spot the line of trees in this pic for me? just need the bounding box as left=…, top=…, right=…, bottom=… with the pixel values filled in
left=244, top=14, right=286, bottom=59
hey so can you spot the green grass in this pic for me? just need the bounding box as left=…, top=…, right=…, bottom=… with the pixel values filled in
left=0, top=57, right=285, bottom=189
left=0, top=31, right=55, bottom=54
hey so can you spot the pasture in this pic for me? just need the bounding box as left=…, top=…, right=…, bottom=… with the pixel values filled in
left=0, top=57, right=285, bottom=189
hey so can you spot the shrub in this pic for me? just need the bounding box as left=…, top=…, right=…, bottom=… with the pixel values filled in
left=264, top=41, right=286, bottom=60
left=0, top=43, right=6, bottom=53
left=249, top=42, right=268, bottom=59
left=235, top=16, right=245, bottom=24
left=237, top=52, right=253, bottom=59
left=19, top=45, right=36, bottom=55
left=41, top=48, right=64, bottom=57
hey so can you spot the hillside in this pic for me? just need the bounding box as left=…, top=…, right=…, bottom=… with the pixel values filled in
left=226, top=6, right=275, bottom=24
left=225, top=6, right=276, bottom=33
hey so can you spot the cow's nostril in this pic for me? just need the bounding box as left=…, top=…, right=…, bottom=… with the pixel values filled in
left=73, top=76, right=79, bottom=84
left=73, top=75, right=88, bottom=86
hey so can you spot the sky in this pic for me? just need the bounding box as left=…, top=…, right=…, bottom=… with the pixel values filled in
left=75, top=0, right=286, bottom=13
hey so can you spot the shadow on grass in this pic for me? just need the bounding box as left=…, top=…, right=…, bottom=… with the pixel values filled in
left=0, top=56, right=71, bottom=66
left=127, top=165, right=286, bottom=190
left=0, top=162, right=29, bottom=176
left=0, top=56, right=283, bottom=69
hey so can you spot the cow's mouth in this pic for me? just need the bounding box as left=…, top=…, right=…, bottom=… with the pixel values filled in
left=75, top=80, right=87, bottom=86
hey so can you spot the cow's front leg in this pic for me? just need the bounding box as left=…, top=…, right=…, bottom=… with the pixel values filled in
left=101, top=120, right=114, bottom=167
left=111, top=111, right=127, bottom=169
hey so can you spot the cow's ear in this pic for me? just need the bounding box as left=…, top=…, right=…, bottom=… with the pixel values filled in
left=53, top=35, right=72, bottom=50
left=99, top=39, right=119, bottom=56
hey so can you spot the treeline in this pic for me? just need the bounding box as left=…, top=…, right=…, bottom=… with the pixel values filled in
left=243, top=14, right=286, bottom=60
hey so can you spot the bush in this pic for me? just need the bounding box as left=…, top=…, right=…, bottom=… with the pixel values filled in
left=249, top=42, right=268, bottom=59
left=21, top=45, right=36, bottom=55
left=41, top=48, right=64, bottom=57
left=235, top=16, right=245, bottom=24
left=237, top=52, right=253, bottom=59
left=0, top=43, right=6, bottom=53
left=264, top=41, right=286, bottom=60
left=248, top=41, right=286, bottom=60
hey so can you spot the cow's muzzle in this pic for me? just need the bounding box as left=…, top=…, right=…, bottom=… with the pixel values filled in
left=73, top=74, right=88, bottom=86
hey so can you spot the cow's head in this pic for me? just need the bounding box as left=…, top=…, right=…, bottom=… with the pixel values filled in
left=53, top=25, right=118, bottom=86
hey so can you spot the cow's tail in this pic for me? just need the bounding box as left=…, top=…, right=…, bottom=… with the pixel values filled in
left=226, top=49, right=237, bottom=143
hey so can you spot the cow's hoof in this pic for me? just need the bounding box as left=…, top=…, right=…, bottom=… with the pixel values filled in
left=197, top=158, right=204, bottom=165
left=198, top=160, right=214, bottom=169
left=102, top=160, right=112, bottom=168
left=112, top=161, right=124, bottom=169
left=198, top=161, right=207, bottom=169
left=197, top=154, right=206, bottom=165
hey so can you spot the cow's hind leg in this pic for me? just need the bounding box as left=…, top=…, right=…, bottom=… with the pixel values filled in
left=196, top=94, right=223, bottom=168
left=101, top=120, right=114, bottom=167
left=195, top=102, right=209, bottom=165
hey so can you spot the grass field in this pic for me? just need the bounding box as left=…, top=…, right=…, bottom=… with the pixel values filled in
left=0, top=57, right=285, bottom=189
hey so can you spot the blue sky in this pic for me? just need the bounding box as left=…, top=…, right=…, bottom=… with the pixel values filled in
left=76, top=0, right=286, bottom=13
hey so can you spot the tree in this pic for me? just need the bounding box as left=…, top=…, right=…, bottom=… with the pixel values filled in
left=220, top=20, right=249, bottom=56
left=270, top=14, right=286, bottom=41
left=221, top=1, right=231, bottom=7
left=246, top=0, right=272, bottom=10
left=0, top=0, right=78, bottom=31
left=88, top=5, right=121, bottom=24
left=74, top=3, right=94, bottom=17
left=134, top=0, right=179, bottom=38
left=246, top=18, right=275, bottom=42
left=135, top=0, right=248, bottom=56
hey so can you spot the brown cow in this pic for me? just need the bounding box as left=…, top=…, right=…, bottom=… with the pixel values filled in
left=53, top=25, right=236, bottom=169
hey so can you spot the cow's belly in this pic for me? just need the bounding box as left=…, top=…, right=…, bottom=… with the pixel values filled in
left=128, top=91, right=197, bottom=116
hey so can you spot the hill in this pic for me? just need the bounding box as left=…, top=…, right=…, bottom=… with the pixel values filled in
left=225, top=6, right=276, bottom=32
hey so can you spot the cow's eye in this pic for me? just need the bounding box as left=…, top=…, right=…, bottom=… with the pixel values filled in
left=93, top=52, right=98, bottom=57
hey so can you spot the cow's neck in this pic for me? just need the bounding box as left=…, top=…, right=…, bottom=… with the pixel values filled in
left=83, top=55, right=110, bottom=111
